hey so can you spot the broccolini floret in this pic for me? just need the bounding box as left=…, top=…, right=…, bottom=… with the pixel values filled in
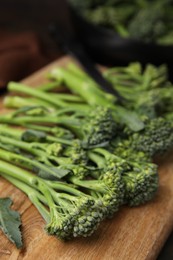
left=104, top=63, right=171, bottom=119
left=91, top=147, right=159, bottom=206
left=69, top=173, right=124, bottom=218
left=0, top=103, right=116, bottom=148
left=80, top=106, right=117, bottom=146
left=128, top=6, right=165, bottom=42
left=122, top=161, right=159, bottom=206
left=129, top=118, right=173, bottom=157
left=0, top=159, right=105, bottom=240
left=70, top=0, right=173, bottom=45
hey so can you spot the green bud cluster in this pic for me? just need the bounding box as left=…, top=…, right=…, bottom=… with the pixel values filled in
left=82, top=106, right=117, bottom=146
left=130, top=118, right=173, bottom=157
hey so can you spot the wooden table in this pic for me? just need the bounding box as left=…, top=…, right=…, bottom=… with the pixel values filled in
left=1, top=57, right=173, bottom=260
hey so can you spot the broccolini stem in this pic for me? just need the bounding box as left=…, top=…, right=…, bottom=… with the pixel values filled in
left=0, top=158, right=90, bottom=204
left=0, top=135, right=75, bottom=169
left=49, top=67, right=114, bottom=106
left=2, top=170, right=66, bottom=228
left=37, top=181, right=57, bottom=210
left=45, top=180, right=84, bottom=197
left=0, top=124, right=73, bottom=146
left=0, top=159, right=38, bottom=186
left=4, top=96, right=54, bottom=109
left=51, top=94, right=84, bottom=102
left=0, top=125, right=22, bottom=139
left=49, top=67, right=144, bottom=131
left=69, top=176, right=108, bottom=193
left=37, top=81, right=61, bottom=92
left=88, top=151, right=106, bottom=168
left=0, top=135, right=43, bottom=156
left=0, top=148, right=65, bottom=179
left=0, top=114, right=80, bottom=127
left=8, top=82, right=67, bottom=108
left=67, top=63, right=89, bottom=80
left=18, top=124, right=74, bottom=140
left=92, top=147, right=113, bottom=159
left=2, top=174, right=50, bottom=222
left=4, top=95, right=89, bottom=115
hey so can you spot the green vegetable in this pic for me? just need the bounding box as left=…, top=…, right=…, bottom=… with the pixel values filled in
left=0, top=60, right=172, bottom=247
left=0, top=107, right=117, bottom=148
left=104, top=62, right=173, bottom=119
left=0, top=198, right=22, bottom=248
left=0, top=160, right=106, bottom=240
left=70, top=0, right=173, bottom=45
left=129, top=117, right=173, bottom=157
left=49, top=65, right=144, bottom=131
left=89, top=147, right=158, bottom=206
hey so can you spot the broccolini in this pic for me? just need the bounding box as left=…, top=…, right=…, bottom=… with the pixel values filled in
left=1, top=60, right=172, bottom=247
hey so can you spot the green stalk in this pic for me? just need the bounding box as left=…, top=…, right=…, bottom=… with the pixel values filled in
left=0, top=125, right=22, bottom=139
left=0, top=159, right=88, bottom=203
left=0, top=114, right=89, bottom=141
left=49, top=67, right=115, bottom=106
left=0, top=159, right=38, bottom=186
left=69, top=176, right=108, bottom=193
left=0, top=148, right=65, bottom=179
left=0, top=114, right=79, bottom=127
left=93, top=147, right=113, bottom=159
left=67, top=63, right=89, bottom=80
left=4, top=96, right=54, bottom=109
left=3, top=123, right=73, bottom=140
left=37, top=81, right=61, bottom=92
left=0, top=136, right=83, bottom=172
left=0, top=136, right=66, bottom=166
left=88, top=151, right=106, bottom=168
left=0, top=124, right=73, bottom=145
left=1, top=167, right=65, bottom=227
left=45, top=180, right=84, bottom=197
left=52, top=94, right=84, bottom=102
left=2, top=174, right=50, bottom=222
left=49, top=67, right=144, bottom=131
left=8, top=82, right=66, bottom=108
left=4, top=94, right=84, bottom=110
left=0, top=135, right=43, bottom=156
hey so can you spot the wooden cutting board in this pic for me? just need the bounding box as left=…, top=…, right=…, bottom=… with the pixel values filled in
left=0, top=57, right=173, bottom=260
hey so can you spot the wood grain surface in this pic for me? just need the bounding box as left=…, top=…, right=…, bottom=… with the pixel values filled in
left=0, top=57, right=173, bottom=260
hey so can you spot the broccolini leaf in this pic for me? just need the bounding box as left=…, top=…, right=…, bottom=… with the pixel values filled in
left=115, top=107, right=145, bottom=131
left=21, top=129, right=47, bottom=142
left=38, top=167, right=70, bottom=180
left=0, top=143, right=20, bottom=154
left=0, top=198, right=22, bottom=248
left=11, top=106, right=49, bottom=117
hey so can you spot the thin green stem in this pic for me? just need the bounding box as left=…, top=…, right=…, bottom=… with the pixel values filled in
left=0, top=124, right=73, bottom=145
left=2, top=174, right=50, bottom=222
left=38, top=81, right=61, bottom=92
left=45, top=180, right=84, bottom=196
left=0, top=135, right=43, bottom=156
left=0, top=114, right=79, bottom=127
left=4, top=96, right=54, bottom=109
left=88, top=151, right=106, bottom=168
left=0, top=159, right=38, bottom=186
left=8, top=82, right=66, bottom=108
left=49, top=67, right=114, bottom=106
left=0, top=148, right=66, bottom=179
left=92, top=148, right=112, bottom=159
left=69, top=176, right=107, bottom=193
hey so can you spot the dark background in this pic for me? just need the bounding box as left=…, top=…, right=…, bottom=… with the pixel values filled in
left=0, top=1, right=173, bottom=259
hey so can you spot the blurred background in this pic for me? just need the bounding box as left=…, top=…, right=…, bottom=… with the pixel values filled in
left=0, top=0, right=173, bottom=258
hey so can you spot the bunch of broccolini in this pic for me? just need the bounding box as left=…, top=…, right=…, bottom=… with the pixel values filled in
left=0, top=61, right=173, bottom=248
left=69, top=0, right=173, bottom=45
